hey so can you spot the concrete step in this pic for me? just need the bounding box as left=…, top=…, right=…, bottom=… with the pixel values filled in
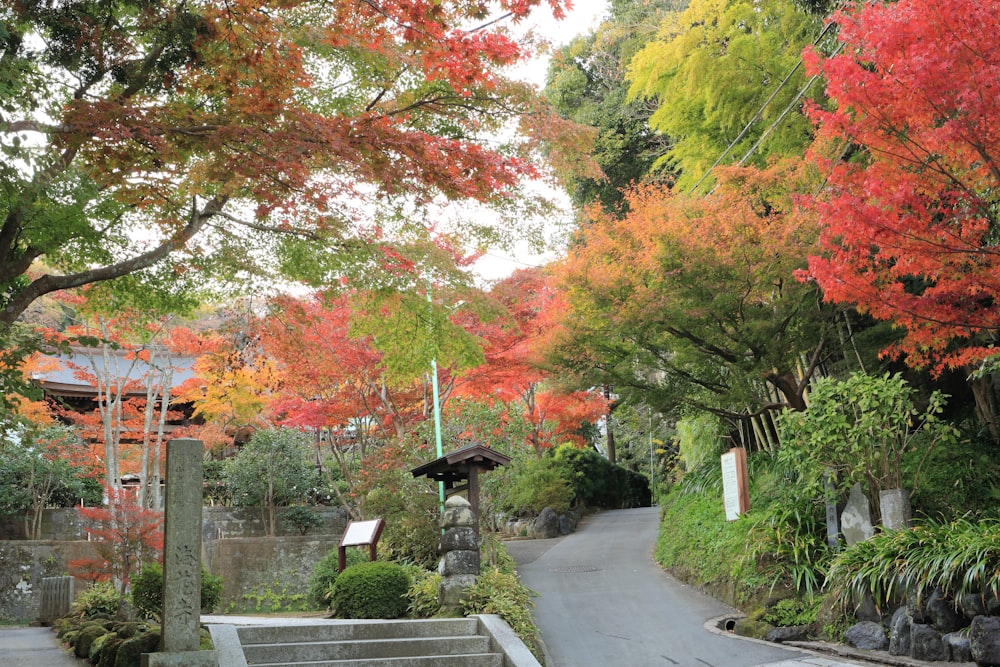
left=241, top=635, right=493, bottom=662
left=238, top=618, right=479, bottom=645
left=242, top=654, right=504, bottom=667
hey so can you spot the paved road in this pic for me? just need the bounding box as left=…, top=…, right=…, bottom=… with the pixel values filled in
left=508, top=506, right=859, bottom=667
left=0, top=626, right=78, bottom=667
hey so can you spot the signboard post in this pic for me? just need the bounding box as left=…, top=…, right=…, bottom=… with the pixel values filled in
left=720, top=447, right=750, bottom=521
left=338, top=518, right=385, bottom=572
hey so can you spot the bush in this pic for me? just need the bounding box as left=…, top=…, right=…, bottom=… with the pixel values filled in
left=406, top=568, right=442, bottom=618
left=462, top=567, right=541, bottom=659
left=308, top=547, right=369, bottom=610
left=553, top=444, right=651, bottom=509
left=130, top=562, right=225, bottom=620
left=506, top=456, right=574, bottom=515
left=282, top=505, right=323, bottom=535
left=72, top=581, right=122, bottom=619
left=331, top=561, right=411, bottom=619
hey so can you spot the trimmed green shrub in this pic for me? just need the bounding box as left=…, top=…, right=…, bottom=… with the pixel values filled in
left=331, top=561, right=411, bottom=619
left=553, top=444, right=651, bottom=509
left=131, top=563, right=224, bottom=620
left=308, top=547, right=369, bottom=609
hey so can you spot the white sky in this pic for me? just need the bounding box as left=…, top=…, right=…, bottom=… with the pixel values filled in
left=471, top=1, right=610, bottom=284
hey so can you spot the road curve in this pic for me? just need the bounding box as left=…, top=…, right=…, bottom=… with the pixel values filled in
left=508, top=506, right=815, bottom=667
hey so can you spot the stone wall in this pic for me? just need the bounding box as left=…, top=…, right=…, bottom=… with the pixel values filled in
left=0, top=505, right=349, bottom=542
left=204, top=536, right=343, bottom=611
left=0, top=506, right=351, bottom=621
left=0, top=541, right=99, bottom=623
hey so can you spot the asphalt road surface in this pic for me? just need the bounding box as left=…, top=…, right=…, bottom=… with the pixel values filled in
left=508, top=506, right=820, bottom=667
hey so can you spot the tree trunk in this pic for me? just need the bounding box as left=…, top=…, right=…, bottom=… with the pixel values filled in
left=604, top=385, right=616, bottom=464
left=968, top=370, right=1000, bottom=441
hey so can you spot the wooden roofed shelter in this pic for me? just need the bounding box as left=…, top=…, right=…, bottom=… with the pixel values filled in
left=410, top=443, right=510, bottom=522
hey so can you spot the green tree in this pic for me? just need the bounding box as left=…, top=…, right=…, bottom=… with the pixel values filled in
left=628, top=0, right=828, bottom=190
left=226, top=427, right=315, bottom=536
left=776, top=372, right=960, bottom=522
left=0, top=422, right=99, bottom=539
left=545, top=0, right=678, bottom=210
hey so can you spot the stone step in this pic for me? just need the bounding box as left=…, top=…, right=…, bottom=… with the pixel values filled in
left=238, top=618, right=480, bottom=645
left=243, top=654, right=503, bottom=667
left=242, top=635, right=493, bottom=663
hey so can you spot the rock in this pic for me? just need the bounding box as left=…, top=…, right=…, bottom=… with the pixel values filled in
left=943, top=631, right=972, bottom=663
left=765, top=625, right=812, bottom=643
left=961, top=593, right=988, bottom=620
left=908, top=587, right=930, bottom=624
left=840, top=483, right=875, bottom=546
left=971, top=615, right=1000, bottom=666
left=440, top=496, right=476, bottom=529
left=910, top=623, right=946, bottom=662
left=889, top=607, right=912, bottom=657
left=844, top=620, right=888, bottom=651
left=441, top=549, right=480, bottom=576
left=926, top=589, right=964, bottom=634
left=438, top=574, right=477, bottom=608
left=440, top=526, right=478, bottom=551
left=558, top=513, right=573, bottom=535
left=534, top=507, right=561, bottom=539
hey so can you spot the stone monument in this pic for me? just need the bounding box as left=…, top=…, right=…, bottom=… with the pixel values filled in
left=438, top=495, right=479, bottom=613
left=142, top=438, right=218, bottom=667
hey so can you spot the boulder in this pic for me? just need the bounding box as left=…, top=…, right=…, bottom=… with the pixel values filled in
left=845, top=620, right=888, bottom=651
left=971, top=615, right=1000, bottom=666
left=910, top=623, right=946, bottom=662
left=961, top=593, right=989, bottom=620
left=943, top=631, right=972, bottom=663
left=765, top=625, right=812, bottom=643
left=926, top=589, right=964, bottom=634
left=888, top=607, right=912, bottom=657
left=534, top=507, right=561, bottom=539
left=441, top=549, right=480, bottom=576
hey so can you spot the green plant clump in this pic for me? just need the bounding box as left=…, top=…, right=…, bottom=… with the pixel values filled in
left=282, top=505, right=324, bottom=535
left=130, top=562, right=224, bottom=620
left=462, top=567, right=542, bottom=659
left=331, top=561, right=411, bottom=619
left=406, top=568, right=442, bottom=618
left=72, top=581, right=123, bottom=619
left=308, top=547, right=369, bottom=609
left=762, top=597, right=820, bottom=627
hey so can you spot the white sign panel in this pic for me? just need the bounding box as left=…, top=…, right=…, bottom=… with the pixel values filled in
left=721, top=451, right=742, bottom=521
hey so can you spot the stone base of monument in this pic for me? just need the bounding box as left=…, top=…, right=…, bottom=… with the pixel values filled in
left=141, top=649, right=218, bottom=667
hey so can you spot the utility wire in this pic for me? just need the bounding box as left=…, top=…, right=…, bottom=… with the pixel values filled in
left=687, top=17, right=841, bottom=195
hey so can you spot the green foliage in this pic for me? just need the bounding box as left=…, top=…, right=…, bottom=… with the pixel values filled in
left=308, top=547, right=369, bottom=610
left=226, top=428, right=316, bottom=535
left=675, top=414, right=724, bottom=473
left=553, top=444, right=651, bottom=509
left=405, top=568, right=443, bottom=618
left=762, top=597, right=820, bottom=627
left=826, top=518, right=1000, bottom=614
left=362, top=465, right=440, bottom=568
left=776, top=372, right=960, bottom=517
left=906, top=424, right=1000, bottom=519
left=281, top=505, right=323, bottom=535
left=746, top=497, right=831, bottom=599
left=239, top=579, right=310, bottom=613
left=331, top=561, right=411, bottom=619
left=202, top=460, right=230, bottom=506
left=130, top=562, right=224, bottom=620
left=71, top=581, right=122, bottom=619
left=461, top=567, right=542, bottom=659
left=0, top=422, right=99, bottom=538
left=505, top=456, right=574, bottom=515
left=628, top=0, right=825, bottom=190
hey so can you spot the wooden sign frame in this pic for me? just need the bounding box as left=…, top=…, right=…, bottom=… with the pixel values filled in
left=338, top=518, right=385, bottom=572
left=721, top=447, right=750, bottom=521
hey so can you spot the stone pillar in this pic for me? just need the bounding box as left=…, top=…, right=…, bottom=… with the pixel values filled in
left=142, top=438, right=217, bottom=667
left=38, top=576, right=74, bottom=625
left=880, top=488, right=913, bottom=530
left=438, top=495, right=479, bottom=613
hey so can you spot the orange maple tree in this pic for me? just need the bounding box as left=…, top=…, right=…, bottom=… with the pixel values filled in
left=1, top=0, right=590, bottom=327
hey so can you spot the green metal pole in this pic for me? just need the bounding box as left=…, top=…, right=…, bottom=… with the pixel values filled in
left=427, top=284, right=446, bottom=514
